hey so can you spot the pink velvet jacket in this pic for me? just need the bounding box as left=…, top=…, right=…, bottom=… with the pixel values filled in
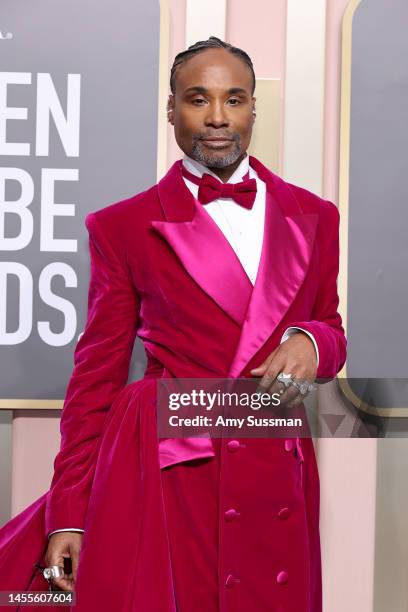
left=0, top=155, right=346, bottom=611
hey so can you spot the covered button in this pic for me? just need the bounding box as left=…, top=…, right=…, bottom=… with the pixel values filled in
left=278, top=507, right=291, bottom=520
left=227, top=440, right=241, bottom=453
left=276, top=570, right=289, bottom=584
left=225, top=574, right=240, bottom=588
left=225, top=508, right=241, bottom=521
left=284, top=439, right=294, bottom=452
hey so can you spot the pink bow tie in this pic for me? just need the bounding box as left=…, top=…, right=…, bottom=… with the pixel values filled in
left=181, top=165, right=257, bottom=210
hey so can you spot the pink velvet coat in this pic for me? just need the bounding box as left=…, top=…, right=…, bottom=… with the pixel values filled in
left=0, top=155, right=346, bottom=611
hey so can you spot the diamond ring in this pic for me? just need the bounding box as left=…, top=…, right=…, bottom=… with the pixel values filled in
left=276, top=372, right=294, bottom=388
left=42, top=566, right=64, bottom=580
left=292, top=380, right=317, bottom=395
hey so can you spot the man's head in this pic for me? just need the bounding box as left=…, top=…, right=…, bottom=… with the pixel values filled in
left=167, top=37, right=256, bottom=172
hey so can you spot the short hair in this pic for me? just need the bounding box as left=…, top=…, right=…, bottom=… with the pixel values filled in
left=170, top=36, right=256, bottom=95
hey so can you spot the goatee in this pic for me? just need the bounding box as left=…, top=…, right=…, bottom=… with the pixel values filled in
left=190, top=134, right=243, bottom=168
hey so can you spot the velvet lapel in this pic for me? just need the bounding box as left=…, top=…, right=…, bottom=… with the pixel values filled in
left=227, top=156, right=319, bottom=377
left=152, top=160, right=253, bottom=326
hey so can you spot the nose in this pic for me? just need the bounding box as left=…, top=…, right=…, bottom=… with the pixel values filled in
left=204, top=100, right=229, bottom=128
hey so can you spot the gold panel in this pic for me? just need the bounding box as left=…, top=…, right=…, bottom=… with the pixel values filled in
left=248, top=78, right=281, bottom=173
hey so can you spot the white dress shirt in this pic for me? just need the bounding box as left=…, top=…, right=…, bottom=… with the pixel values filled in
left=182, top=153, right=265, bottom=284
left=49, top=154, right=318, bottom=538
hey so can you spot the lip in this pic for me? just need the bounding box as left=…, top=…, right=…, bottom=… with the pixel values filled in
left=201, top=138, right=233, bottom=148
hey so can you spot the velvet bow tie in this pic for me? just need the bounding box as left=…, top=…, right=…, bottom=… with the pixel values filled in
left=181, top=165, right=257, bottom=210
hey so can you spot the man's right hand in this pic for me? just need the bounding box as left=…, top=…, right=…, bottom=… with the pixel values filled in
left=44, top=531, right=83, bottom=591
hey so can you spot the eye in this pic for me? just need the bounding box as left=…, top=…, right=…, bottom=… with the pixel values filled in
left=228, top=98, right=241, bottom=105
left=191, top=98, right=207, bottom=105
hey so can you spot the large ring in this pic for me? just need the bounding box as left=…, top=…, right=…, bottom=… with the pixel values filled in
left=43, top=566, right=64, bottom=580
left=276, top=372, right=294, bottom=388
left=292, top=380, right=317, bottom=395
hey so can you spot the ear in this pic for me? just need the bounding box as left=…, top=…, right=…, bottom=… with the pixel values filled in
left=251, top=96, right=257, bottom=122
left=167, top=94, right=175, bottom=125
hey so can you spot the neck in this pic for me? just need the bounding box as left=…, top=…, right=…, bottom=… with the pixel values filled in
left=204, top=152, right=248, bottom=183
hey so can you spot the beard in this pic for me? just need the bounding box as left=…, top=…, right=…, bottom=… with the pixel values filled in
left=189, top=132, right=243, bottom=168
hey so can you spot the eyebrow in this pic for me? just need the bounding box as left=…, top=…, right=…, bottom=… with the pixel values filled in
left=183, top=86, right=248, bottom=95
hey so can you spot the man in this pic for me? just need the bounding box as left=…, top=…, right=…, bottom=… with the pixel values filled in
left=0, top=37, right=346, bottom=611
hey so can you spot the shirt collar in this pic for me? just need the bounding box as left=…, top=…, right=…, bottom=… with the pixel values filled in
left=182, top=153, right=250, bottom=184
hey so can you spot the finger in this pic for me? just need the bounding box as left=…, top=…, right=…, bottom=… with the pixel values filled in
left=269, top=377, right=289, bottom=398
left=272, top=381, right=287, bottom=405
left=71, top=546, right=81, bottom=583
left=268, top=364, right=298, bottom=396
left=250, top=348, right=278, bottom=375
left=257, top=360, right=285, bottom=393
left=278, top=385, right=299, bottom=407
left=51, top=561, right=73, bottom=592
left=46, top=550, right=72, bottom=592
left=52, top=575, right=73, bottom=592
left=250, top=360, right=271, bottom=376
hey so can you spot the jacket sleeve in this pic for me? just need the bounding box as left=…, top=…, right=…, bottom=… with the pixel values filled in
left=45, top=211, right=140, bottom=536
left=281, top=201, right=347, bottom=380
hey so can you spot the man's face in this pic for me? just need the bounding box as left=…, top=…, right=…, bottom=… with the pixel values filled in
left=168, top=48, right=255, bottom=169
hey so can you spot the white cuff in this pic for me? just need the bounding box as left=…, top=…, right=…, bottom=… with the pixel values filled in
left=48, top=528, right=85, bottom=538
left=280, top=326, right=319, bottom=368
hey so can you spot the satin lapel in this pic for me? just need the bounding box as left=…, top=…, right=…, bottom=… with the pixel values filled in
left=228, top=158, right=319, bottom=377
left=152, top=160, right=253, bottom=326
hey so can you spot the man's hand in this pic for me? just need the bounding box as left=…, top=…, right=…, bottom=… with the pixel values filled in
left=45, top=531, right=83, bottom=591
left=250, top=332, right=317, bottom=407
